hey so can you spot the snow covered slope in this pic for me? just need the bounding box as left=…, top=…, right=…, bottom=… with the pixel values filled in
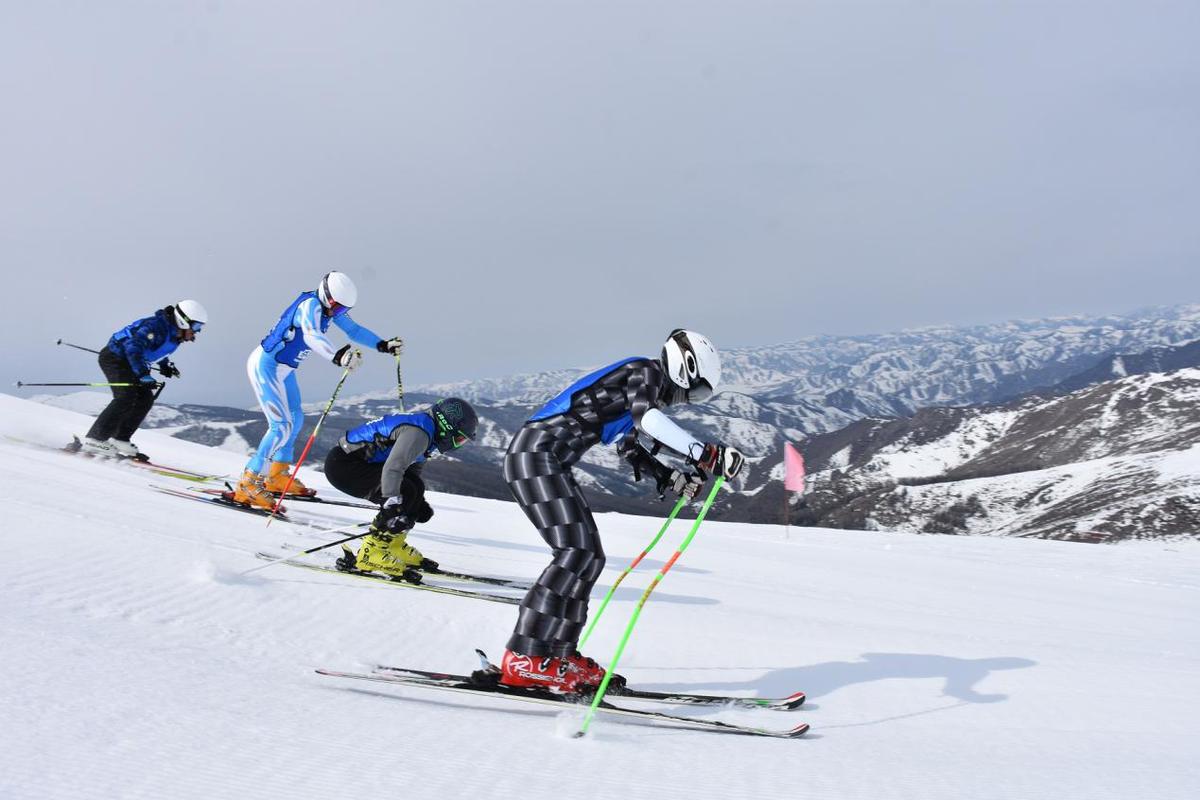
left=1, top=392, right=1197, bottom=800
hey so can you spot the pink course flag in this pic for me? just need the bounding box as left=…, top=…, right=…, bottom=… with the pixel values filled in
left=784, top=442, right=806, bottom=493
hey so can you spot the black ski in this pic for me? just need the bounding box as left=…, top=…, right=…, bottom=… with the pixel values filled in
left=63, top=435, right=222, bottom=480
left=315, top=667, right=810, bottom=738
left=374, top=650, right=805, bottom=711
left=269, top=543, right=534, bottom=590
left=151, top=484, right=291, bottom=521
left=8, top=434, right=223, bottom=482
left=255, top=553, right=520, bottom=605
left=271, top=493, right=373, bottom=510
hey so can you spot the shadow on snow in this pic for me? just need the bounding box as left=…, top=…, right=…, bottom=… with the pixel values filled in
left=644, top=652, right=1037, bottom=705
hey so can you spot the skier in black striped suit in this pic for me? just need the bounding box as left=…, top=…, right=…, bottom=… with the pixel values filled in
left=498, top=329, right=746, bottom=694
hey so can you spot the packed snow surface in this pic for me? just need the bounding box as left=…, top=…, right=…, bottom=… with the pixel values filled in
left=1, top=393, right=1197, bottom=800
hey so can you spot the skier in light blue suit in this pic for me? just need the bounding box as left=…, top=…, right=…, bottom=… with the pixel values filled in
left=232, top=271, right=404, bottom=509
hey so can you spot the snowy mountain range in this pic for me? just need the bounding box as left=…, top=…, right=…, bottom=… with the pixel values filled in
left=31, top=304, right=1200, bottom=537
left=794, top=367, right=1200, bottom=540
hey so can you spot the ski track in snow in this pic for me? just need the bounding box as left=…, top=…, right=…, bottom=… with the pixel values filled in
left=1, top=393, right=1198, bottom=800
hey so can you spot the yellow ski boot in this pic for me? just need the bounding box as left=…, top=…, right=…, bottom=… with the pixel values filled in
left=387, top=530, right=432, bottom=569
left=264, top=461, right=314, bottom=496
left=353, top=529, right=429, bottom=576
left=231, top=469, right=276, bottom=510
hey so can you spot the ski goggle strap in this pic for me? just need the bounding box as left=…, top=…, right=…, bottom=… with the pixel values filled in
left=319, top=274, right=351, bottom=316
left=176, top=307, right=204, bottom=332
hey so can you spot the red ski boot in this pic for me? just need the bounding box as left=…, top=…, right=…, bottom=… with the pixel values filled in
left=561, top=651, right=608, bottom=688
left=499, top=649, right=621, bottom=694
left=499, top=651, right=589, bottom=694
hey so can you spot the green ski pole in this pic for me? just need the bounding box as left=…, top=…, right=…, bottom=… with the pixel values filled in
left=577, top=494, right=688, bottom=650
left=575, top=477, right=725, bottom=738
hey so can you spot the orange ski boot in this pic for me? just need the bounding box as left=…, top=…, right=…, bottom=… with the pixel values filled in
left=230, top=469, right=276, bottom=510
left=264, top=461, right=316, bottom=497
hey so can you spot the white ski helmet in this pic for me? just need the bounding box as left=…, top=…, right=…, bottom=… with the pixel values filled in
left=661, top=329, right=721, bottom=403
left=172, top=299, right=208, bottom=331
left=317, top=271, right=358, bottom=311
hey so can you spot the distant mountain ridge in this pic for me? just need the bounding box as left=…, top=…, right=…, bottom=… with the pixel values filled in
left=1038, top=338, right=1200, bottom=397
left=419, top=304, right=1200, bottom=434
left=792, top=368, right=1200, bottom=540
left=33, top=303, right=1200, bottom=535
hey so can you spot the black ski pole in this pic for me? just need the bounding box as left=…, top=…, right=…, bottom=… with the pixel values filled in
left=56, top=338, right=101, bottom=356
left=240, top=522, right=372, bottom=576
left=14, top=381, right=155, bottom=388
left=56, top=338, right=170, bottom=376
left=395, top=350, right=405, bottom=412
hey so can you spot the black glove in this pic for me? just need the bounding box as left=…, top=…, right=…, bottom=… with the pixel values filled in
left=376, top=337, right=404, bottom=355
left=373, top=500, right=415, bottom=533
left=157, top=359, right=181, bottom=378
left=397, top=472, right=432, bottom=522
left=622, top=438, right=705, bottom=501
left=658, top=468, right=705, bottom=501
left=333, top=345, right=362, bottom=369
left=622, top=441, right=667, bottom=487
left=692, top=442, right=746, bottom=479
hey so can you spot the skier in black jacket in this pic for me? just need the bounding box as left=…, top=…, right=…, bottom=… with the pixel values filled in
left=323, top=399, right=479, bottom=575
left=81, top=300, right=208, bottom=460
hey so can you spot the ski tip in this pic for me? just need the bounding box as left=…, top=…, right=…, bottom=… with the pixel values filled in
left=777, top=691, right=807, bottom=710
left=788, top=722, right=811, bottom=737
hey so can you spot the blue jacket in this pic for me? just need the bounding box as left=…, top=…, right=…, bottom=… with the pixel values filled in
left=343, top=413, right=437, bottom=464
left=529, top=356, right=645, bottom=444
left=260, top=291, right=382, bottom=368
left=107, top=309, right=181, bottom=378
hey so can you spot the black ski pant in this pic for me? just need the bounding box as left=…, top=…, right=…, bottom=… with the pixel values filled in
left=85, top=347, right=157, bottom=442
left=323, top=446, right=426, bottom=510
left=323, top=446, right=386, bottom=504
left=504, top=421, right=605, bottom=659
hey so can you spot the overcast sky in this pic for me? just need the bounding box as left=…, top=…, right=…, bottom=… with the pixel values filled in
left=3, top=1, right=1198, bottom=406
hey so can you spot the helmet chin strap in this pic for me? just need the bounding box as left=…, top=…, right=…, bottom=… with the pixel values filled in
left=660, top=382, right=687, bottom=406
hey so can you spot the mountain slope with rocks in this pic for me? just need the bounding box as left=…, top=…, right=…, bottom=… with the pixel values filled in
left=796, top=369, right=1200, bottom=540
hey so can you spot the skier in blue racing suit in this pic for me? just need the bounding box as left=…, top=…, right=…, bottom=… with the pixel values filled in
left=232, top=271, right=403, bottom=509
